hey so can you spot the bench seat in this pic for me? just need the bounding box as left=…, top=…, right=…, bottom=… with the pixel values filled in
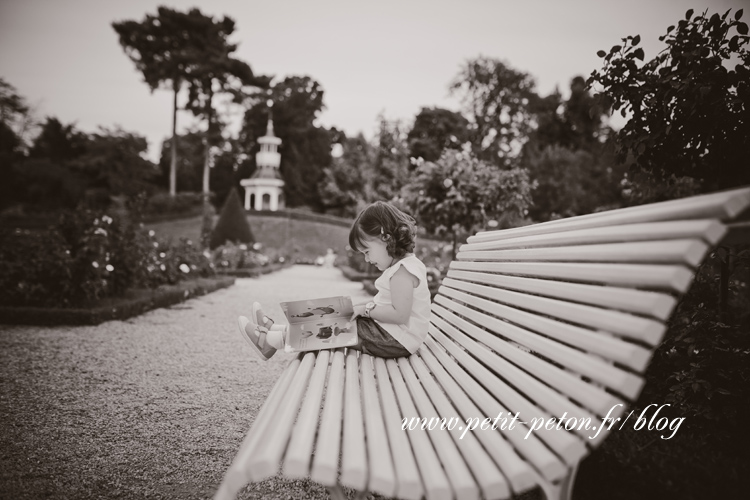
left=215, top=186, right=750, bottom=500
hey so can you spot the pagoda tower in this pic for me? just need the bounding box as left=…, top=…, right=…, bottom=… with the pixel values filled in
left=241, top=117, right=285, bottom=211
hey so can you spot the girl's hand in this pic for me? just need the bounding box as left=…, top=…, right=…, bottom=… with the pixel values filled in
left=351, top=304, right=366, bottom=321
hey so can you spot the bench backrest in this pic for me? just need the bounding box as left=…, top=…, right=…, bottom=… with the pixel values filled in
left=420, top=186, right=750, bottom=491
left=215, top=187, right=750, bottom=500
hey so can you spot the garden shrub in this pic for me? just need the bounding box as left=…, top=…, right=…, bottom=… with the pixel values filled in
left=209, top=187, right=254, bottom=250
left=143, top=191, right=204, bottom=218
left=577, top=249, right=750, bottom=499
left=0, top=207, right=215, bottom=308
left=211, top=241, right=270, bottom=271
left=0, top=228, right=73, bottom=307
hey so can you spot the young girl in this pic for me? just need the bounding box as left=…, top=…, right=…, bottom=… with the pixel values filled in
left=237, top=201, right=431, bottom=360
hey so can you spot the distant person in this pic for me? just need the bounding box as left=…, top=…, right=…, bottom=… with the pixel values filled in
left=237, top=201, right=431, bottom=359
left=322, top=248, right=336, bottom=268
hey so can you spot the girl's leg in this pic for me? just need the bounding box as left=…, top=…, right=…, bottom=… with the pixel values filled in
left=350, top=317, right=411, bottom=359
left=237, top=302, right=287, bottom=360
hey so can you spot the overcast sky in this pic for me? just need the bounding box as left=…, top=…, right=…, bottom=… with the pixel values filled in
left=1, top=0, right=746, bottom=161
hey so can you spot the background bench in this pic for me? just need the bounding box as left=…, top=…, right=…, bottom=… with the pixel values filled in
left=215, top=186, right=750, bottom=500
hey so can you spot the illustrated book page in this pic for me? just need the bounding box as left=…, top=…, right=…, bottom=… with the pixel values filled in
left=280, top=295, right=358, bottom=352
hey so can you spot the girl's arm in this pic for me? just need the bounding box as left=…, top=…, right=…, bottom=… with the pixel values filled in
left=368, top=266, right=417, bottom=325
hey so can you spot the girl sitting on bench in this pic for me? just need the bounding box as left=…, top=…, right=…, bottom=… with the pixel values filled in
left=238, top=201, right=431, bottom=359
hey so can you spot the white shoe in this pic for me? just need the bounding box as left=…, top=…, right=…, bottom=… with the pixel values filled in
left=237, top=315, right=277, bottom=361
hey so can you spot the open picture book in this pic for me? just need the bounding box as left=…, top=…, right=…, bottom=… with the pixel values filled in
left=279, top=295, right=359, bottom=352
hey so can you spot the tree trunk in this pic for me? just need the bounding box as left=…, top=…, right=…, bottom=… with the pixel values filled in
left=170, top=81, right=179, bottom=197
left=200, top=84, right=214, bottom=249
left=203, top=87, right=213, bottom=201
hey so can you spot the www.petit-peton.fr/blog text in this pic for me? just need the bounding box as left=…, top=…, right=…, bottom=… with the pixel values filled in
left=401, top=403, right=685, bottom=441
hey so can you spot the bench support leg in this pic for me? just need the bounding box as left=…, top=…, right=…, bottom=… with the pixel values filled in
left=540, top=463, right=579, bottom=500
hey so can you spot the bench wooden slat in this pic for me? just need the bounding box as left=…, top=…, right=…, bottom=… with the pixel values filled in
left=431, top=304, right=633, bottom=414
left=386, top=360, right=453, bottom=500
left=468, top=187, right=750, bottom=244
left=249, top=352, right=316, bottom=480
left=361, top=354, right=397, bottom=497
left=415, top=347, right=537, bottom=494
left=311, top=349, right=346, bottom=486
left=284, top=350, right=330, bottom=478
left=447, top=269, right=677, bottom=320
left=427, top=326, right=589, bottom=463
left=341, top=350, right=368, bottom=490
left=373, top=358, right=424, bottom=500
left=441, top=280, right=666, bottom=346
left=215, top=354, right=300, bottom=499
left=433, top=298, right=646, bottom=398
left=408, top=354, right=512, bottom=500
left=461, top=219, right=726, bottom=253
left=430, top=313, right=611, bottom=449
left=397, top=357, right=481, bottom=500
left=421, top=337, right=570, bottom=481
left=449, top=260, right=695, bottom=292
left=458, top=239, right=710, bottom=267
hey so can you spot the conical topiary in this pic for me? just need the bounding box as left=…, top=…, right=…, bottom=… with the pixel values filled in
left=209, top=187, right=254, bottom=249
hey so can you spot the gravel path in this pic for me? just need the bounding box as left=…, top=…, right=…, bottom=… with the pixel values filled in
left=1, top=265, right=373, bottom=500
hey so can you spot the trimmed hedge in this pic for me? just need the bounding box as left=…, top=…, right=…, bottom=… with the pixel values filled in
left=0, top=277, right=234, bottom=326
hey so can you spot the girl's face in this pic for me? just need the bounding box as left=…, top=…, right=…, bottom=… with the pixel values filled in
left=360, top=237, right=391, bottom=271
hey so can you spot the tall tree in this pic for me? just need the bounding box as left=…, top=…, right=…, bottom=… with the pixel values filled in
left=113, top=7, right=207, bottom=197
left=587, top=8, right=750, bottom=193
left=28, top=117, right=88, bottom=163
left=450, top=57, right=538, bottom=167
left=317, top=133, right=373, bottom=217
left=71, top=126, right=158, bottom=198
left=179, top=12, right=268, bottom=204
left=407, top=107, right=470, bottom=162
left=370, top=116, right=410, bottom=202
left=0, top=78, right=34, bottom=208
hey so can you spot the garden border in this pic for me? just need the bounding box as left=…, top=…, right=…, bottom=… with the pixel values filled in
left=0, top=276, right=235, bottom=326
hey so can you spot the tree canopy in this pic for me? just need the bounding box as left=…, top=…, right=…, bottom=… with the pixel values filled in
left=407, top=107, right=470, bottom=162
left=588, top=8, right=750, bottom=193
left=450, top=56, right=537, bottom=167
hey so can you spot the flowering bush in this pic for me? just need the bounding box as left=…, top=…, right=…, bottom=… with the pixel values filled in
left=210, top=241, right=276, bottom=270
left=0, top=208, right=214, bottom=308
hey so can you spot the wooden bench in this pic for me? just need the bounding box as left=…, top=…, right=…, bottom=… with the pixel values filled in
left=215, top=186, right=750, bottom=500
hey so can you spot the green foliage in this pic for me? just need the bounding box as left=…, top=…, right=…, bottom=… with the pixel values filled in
left=241, top=76, right=334, bottom=210
left=523, top=143, right=624, bottom=221
left=588, top=8, right=750, bottom=191
left=113, top=7, right=269, bottom=197
left=0, top=229, right=73, bottom=307
left=370, top=117, right=411, bottom=202
left=407, top=107, right=470, bottom=162
left=28, top=117, right=87, bottom=163
left=620, top=169, right=703, bottom=206
left=401, top=149, right=533, bottom=254
left=0, top=209, right=214, bottom=308
left=70, top=126, right=158, bottom=197
left=158, top=131, right=206, bottom=192
left=13, top=158, right=88, bottom=211
left=209, top=187, right=253, bottom=249
left=138, top=191, right=205, bottom=219
left=317, top=134, right=374, bottom=217
left=211, top=241, right=271, bottom=270
left=450, top=57, right=537, bottom=166
left=578, top=251, right=750, bottom=499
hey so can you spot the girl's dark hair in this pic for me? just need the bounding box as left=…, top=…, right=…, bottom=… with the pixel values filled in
left=349, top=201, right=417, bottom=258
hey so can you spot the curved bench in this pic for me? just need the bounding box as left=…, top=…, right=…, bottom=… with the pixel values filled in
left=215, top=186, right=750, bottom=500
